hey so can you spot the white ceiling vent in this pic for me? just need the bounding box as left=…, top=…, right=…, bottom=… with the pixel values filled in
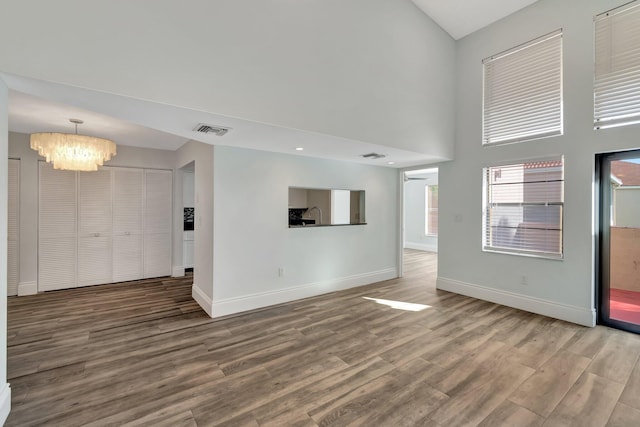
left=361, top=153, right=386, bottom=159
left=193, top=123, right=231, bottom=136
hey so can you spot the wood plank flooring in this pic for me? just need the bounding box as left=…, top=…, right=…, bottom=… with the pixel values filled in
left=6, top=249, right=640, bottom=426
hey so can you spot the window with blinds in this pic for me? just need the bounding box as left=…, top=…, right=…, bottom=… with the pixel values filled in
left=425, top=185, right=438, bottom=236
left=595, top=1, right=640, bottom=129
left=483, top=158, right=564, bottom=259
left=483, top=30, right=563, bottom=145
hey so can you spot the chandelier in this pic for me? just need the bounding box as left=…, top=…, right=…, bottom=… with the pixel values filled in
left=30, top=119, right=117, bottom=171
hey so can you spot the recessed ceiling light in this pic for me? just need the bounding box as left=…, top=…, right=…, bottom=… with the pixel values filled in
left=295, top=147, right=304, bottom=151
left=387, top=161, right=395, bottom=165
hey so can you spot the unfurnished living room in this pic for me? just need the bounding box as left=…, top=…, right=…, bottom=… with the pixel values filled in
left=3, top=0, right=640, bottom=425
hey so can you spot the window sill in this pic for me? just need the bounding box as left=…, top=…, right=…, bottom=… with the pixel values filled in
left=483, top=247, right=563, bottom=261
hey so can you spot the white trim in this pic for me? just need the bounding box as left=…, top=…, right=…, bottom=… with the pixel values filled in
left=404, top=242, right=438, bottom=253
left=210, top=268, right=398, bottom=318
left=17, top=281, right=37, bottom=296
left=0, top=383, right=11, bottom=425
left=436, top=276, right=595, bottom=327
left=172, top=266, right=185, bottom=277
left=192, top=283, right=213, bottom=317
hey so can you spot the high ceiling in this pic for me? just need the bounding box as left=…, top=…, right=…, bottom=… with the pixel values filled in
left=6, top=1, right=540, bottom=167
left=411, top=0, right=540, bottom=40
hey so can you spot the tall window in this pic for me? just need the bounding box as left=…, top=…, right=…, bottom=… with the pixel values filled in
left=483, top=158, right=564, bottom=259
left=595, top=1, right=640, bottom=129
left=483, top=30, right=563, bottom=145
left=425, top=185, right=438, bottom=236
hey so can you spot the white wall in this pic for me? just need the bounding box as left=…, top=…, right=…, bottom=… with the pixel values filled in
left=0, top=77, right=11, bottom=424
left=175, top=141, right=214, bottom=310
left=438, top=0, right=640, bottom=327
left=404, top=171, right=438, bottom=252
left=8, top=132, right=180, bottom=292
left=183, top=172, right=194, bottom=208
left=0, top=0, right=455, bottom=158
left=209, top=146, right=398, bottom=317
left=7, top=133, right=38, bottom=293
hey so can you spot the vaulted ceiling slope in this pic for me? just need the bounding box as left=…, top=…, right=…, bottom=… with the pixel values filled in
left=1, top=1, right=538, bottom=167
left=411, top=0, right=541, bottom=40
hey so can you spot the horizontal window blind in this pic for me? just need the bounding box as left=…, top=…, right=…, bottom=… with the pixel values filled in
left=426, top=185, right=438, bottom=236
left=595, top=1, right=640, bottom=129
left=483, top=30, right=563, bottom=145
left=483, top=158, right=564, bottom=258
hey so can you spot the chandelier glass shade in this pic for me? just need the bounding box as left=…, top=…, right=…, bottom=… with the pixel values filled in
left=30, top=120, right=116, bottom=172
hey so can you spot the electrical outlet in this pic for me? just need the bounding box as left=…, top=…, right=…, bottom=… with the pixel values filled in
left=520, top=275, right=528, bottom=286
left=278, top=267, right=284, bottom=277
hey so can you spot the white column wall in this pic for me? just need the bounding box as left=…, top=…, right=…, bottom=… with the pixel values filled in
left=175, top=141, right=214, bottom=313
left=0, top=76, right=12, bottom=424
left=210, top=146, right=398, bottom=317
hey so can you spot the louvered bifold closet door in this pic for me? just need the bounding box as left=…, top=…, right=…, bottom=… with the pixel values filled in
left=7, top=159, right=19, bottom=296
left=143, top=170, right=172, bottom=278
left=112, top=168, right=144, bottom=282
left=78, top=169, right=113, bottom=287
left=39, top=162, right=77, bottom=291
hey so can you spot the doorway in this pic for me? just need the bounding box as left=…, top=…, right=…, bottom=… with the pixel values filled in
left=598, top=150, right=640, bottom=333
left=182, top=162, right=195, bottom=273
left=403, top=168, right=439, bottom=252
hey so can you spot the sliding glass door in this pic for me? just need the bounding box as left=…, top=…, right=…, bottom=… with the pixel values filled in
left=599, top=150, right=640, bottom=333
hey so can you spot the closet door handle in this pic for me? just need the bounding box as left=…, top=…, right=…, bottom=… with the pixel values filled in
left=94, top=233, right=100, bottom=237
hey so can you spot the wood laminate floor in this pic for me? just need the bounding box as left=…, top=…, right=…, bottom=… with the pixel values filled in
left=6, top=250, right=640, bottom=426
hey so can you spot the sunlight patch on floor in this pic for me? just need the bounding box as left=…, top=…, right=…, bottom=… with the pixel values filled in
left=363, top=297, right=431, bottom=312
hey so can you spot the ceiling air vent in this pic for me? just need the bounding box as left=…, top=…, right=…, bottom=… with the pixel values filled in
left=361, top=153, right=386, bottom=159
left=193, top=124, right=231, bottom=136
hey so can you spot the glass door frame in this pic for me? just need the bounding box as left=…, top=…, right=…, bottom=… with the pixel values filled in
left=597, top=149, right=640, bottom=334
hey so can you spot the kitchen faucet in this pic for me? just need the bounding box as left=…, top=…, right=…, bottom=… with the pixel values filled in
left=306, top=206, right=323, bottom=225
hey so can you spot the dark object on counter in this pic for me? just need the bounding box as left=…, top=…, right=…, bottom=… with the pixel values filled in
left=289, top=219, right=316, bottom=226
left=184, top=207, right=194, bottom=230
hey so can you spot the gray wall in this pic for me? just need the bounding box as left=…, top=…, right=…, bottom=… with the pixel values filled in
left=438, top=0, right=640, bottom=326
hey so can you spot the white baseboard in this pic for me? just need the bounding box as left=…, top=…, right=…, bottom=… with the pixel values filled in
left=201, top=268, right=398, bottom=319
left=436, top=277, right=596, bottom=327
left=18, top=281, right=37, bottom=296
left=192, top=284, right=213, bottom=317
left=172, top=266, right=185, bottom=277
left=0, top=383, right=11, bottom=425
left=404, top=242, right=438, bottom=252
